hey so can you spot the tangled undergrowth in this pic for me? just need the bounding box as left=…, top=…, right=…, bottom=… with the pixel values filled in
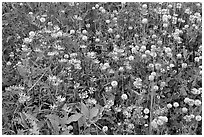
left=2, top=2, right=202, bottom=135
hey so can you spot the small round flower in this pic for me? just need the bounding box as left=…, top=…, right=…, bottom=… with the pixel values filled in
left=121, top=94, right=128, bottom=100
left=184, top=97, right=190, bottom=103
left=92, top=7, right=95, bottom=10
left=191, top=88, right=198, bottom=94
left=149, top=75, right=155, bottom=81
left=82, top=35, right=88, bottom=41
left=157, top=119, right=164, bottom=125
left=158, top=116, right=168, bottom=122
left=118, top=67, right=125, bottom=72
left=195, top=115, right=202, bottom=121
left=143, top=108, right=150, bottom=114
left=115, top=34, right=120, bottom=39
left=95, top=4, right=99, bottom=8
left=82, top=30, right=87, bottom=34
left=24, top=37, right=32, bottom=43
left=169, top=64, right=174, bottom=68
left=182, top=107, right=188, bottom=113
left=6, top=61, right=12, bottom=66
left=29, top=31, right=35, bottom=38
left=195, top=57, right=200, bottom=62
left=142, top=18, right=148, bottom=24
left=160, top=82, right=166, bottom=87
left=106, top=20, right=110, bottom=24
left=173, top=102, right=179, bottom=108
left=145, top=50, right=150, bottom=55
left=142, top=4, right=147, bottom=9
left=167, top=103, right=172, bottom=109
left=95, top=38, right=100, bottom=42
left=108, top=28, right=113, bottom=33
left=151, top=72, right=156, bottom=76
left=40, top=17, right=46, bottom=22
left=153, top=85, right=159, bottom=91
left=111, top=81, right=118, bottom=88
left=140, top=45, right=146, bottom=51
left=194, top=99, right=202, bottom=106
left=144, top=115, right=149, bottom=119
left=182, top=63, right=187, bottom=68
left=151, top=119, right=158, bottom=128
left=190, top=114, right=195, bottom=119
left=177, top=54, right=182, bottom=59
left=86, top=24, right=90, bottom=28
left=129, top=55, right=134, bottom=61
left=128, top=26, right=133, bottom=30
left=70, top=29, right=75, bottom=34
left=141, top=54, right=147, bottom=59
left=102, top=126, right=108, bottom=132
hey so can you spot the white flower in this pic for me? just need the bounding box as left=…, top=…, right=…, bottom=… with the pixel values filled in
left=144, top=115, right=149, bottom=119
left=195, top=115, right=202, bottom=121
left=6, top=61, right=12, bottom=66
left=121, top=94, right=128, bottom=100
left=140, top=45, right=146, bottom=51
left=141, top=54, right=147, bottom=59
left=29, top=31, right=35, bottom=38
left=40, top=17, right=46, bottom=22
left=119, top=67, right=125, bottom=72
left=194, top=99, right=202, bottom=106
left=142, top=18, right=148, bottom=24
left=95, top=4, right=99, bottom=8
left=156, top=119, right=164, bottom=125
left=184, top=97, right=190, bottom=103
left=182, top=63, right=187, bottom=68
left=191, top=88, right=198, bottom=94
left=173, top=102, right=179, bottom=107
left=115, top=34, right=120, bottom=39
left=70, top=29, right=75, bottom=34
left=95, top=38, right=100, bottom=42
left=153, top=85, right=159, bottom=91
left=195, top=57, right=200, bottom=62
left=158, top=116, right=168, bottom=122
left=133, top=78, right=142, bottom=88
left=143, top=108, right=150, bottom=114
left=24, top=37, right=32, bottom=43
left=111, top=81, right=118, bottom=87
left=82, top=35, right=88, bottom=41
left=128, top=55, right=134, bottom=61
left=169, top=64, right=174, bottom=68
left=106, top=20, right=110, bottom=24
left=142, top=4, right=147, bottom=9
left=149, top=75, right=155, bottom=81
left=102, top=126, right=108, bottom=132
left=182, top=107, right=188, bottom=113
left=167, top=103, right=172, bottom=109
left=108, top=28, right=113, bottom=33
left=151, top=119, right=158, bottom=128
left=177, top=54, right=182, bottom=59
left=82, top=30, right=87, bottom=34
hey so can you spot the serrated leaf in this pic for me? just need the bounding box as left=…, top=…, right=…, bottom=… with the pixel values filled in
left=66, top=113, right=83, bottom=124
left=81, top=102, right=89, bottom=118
left=89, top=107, right=99, bottom=120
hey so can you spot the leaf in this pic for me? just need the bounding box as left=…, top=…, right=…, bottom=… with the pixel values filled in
left=180, top=86, right=187, bottom=96
left=66, top=113, right=83, bottom=124
left=81, top=102, right=89, bottom=118
left=89, top=107, right=99, bottom=120
left=45, top=114, right=60, bottom=134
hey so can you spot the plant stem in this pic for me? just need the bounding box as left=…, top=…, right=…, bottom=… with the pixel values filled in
left=149, top=84, right=154, bottom=135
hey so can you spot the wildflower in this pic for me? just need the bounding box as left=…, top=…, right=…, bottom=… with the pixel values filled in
left=142, top=18, right=148, bottom=24
left=151, top=119, right=158, bottom=128
left=40, top=17, right=46, bottom=22
left=182, top=63, right=187, bottom=68
left=24, top=37, right=32, bottom=43
left=95, top=38, right=100, bottom=42
left=133, top=78, right=142, bottom=88
left=182, top=107, right=188, bottom=113
left=82, top=30, right=87, bottom=34
left=142, top=4, right=147, bottom=9
left=57, top=95, right=66, bottom=102
left=195, top=115, right=202, bottom=121
left=184, top=97, right=190, bottom=103
left=188, top=99, right=195, bottom=106
left=6, top=61, right=12, bottom=66
left=141, top=54, right=147, bottom=59
left=128, top=123, right=134, bottom=129
left=128, top=55, right=134, bottom=61
left=106, top=20, right=110, bottom=24
left=173, top=102, right=179, bottom=108
left=158, top=116, right=168, bottom=122
left=82, top=35, right=88, bottom=41
left=149, top=75, right=155, bottom=81
left=111, top=81, right=118, bottom=88
left=121, top=94, right=128, bottom=100
left=108, top=28, right=113, bottom=33
left=115, top=34, right=120, bottom=39
left=70, top=29, right=75, bottom=34
left=194, top=99, right=201, bottom=106
left=29, top=31, right=35, bottom=38
left=195, top=57, right=200, bottom=62
left=102, top=126, right=108, bottom=132
left=140, top=45, right=146, bottom=51
left=191, top=88, right=198, bottom=94
left=153, top=85, right=159, bottom=91
left=143, top=108, right=150, bottom=114
left=169, top=64, right=174, bottom=68
left=156, top=118, right=164, bottom=125
left=176, top=54, right=182, bottom=59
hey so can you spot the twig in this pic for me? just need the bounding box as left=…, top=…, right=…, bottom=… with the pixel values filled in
left=27, top=70, right=47, bottom=93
